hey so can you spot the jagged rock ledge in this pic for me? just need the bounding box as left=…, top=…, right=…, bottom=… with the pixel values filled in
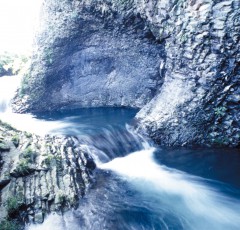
left=0, top=120, right=96, bottom=227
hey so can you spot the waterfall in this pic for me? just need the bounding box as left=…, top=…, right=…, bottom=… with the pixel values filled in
left=0, top=75, right=21, bottom=113
left=77, top=125, right=151, bottom=165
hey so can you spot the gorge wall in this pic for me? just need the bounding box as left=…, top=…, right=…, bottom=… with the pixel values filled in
left=0, top=120, right=95, bottom=224
left=15, top=0, right=240, bottom=147
left=15, top=0, right=165, bottom=112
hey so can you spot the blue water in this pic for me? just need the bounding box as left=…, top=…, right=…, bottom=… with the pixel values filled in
left=1, top=74, right=239, bottom=230
left=33, top=107, right=138, bottom=135
left=2, top=107, right=239, bottom=230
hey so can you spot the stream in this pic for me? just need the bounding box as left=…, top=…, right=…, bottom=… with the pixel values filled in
left=0, top=75, right=240, bottom=230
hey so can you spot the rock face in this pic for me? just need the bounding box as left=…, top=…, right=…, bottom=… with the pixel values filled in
left=0, top=120, right=95, bottom=224
left=135, top=0, right=240, bottom=147
left=16, top=0, right=164, bottom=112
left=15, top=0, right=240, bottom=147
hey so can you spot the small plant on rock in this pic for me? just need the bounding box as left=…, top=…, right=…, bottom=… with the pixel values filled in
left=15, top=159, right=31, bottom=176
left=23, top=147, right=38, bottom=163
left=42, top=154, right=54, bottom=167
left=6, top=197, right=20, bottom=216
left=0, top=120, right=16, bottom=131
left=24, top=132, right=32, bottom=138
left=214, top=106, right=227, bottom=117
left=11, top=135, right=20, bottom=147
left=0, top=142, right=10, bottom=151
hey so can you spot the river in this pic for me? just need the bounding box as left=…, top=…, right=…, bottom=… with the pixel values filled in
left=0, top=75, right=240, bottom=230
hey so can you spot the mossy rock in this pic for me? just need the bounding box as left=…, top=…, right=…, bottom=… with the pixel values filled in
left=11, top=135, right=20, bottom=147
left=0, top=219, right=20, bottom=230
left=0, top=142, right=10, bottom=152
left=6, top=197, right=21, bottom=216
left=10, top=159, right=35, bottom=177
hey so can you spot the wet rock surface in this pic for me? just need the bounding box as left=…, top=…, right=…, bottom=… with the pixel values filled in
left=13, top=0, right=240, bottom=147
left=136, top=0, right=240, bottom=147
left=14, top=0, right=164, bottom=112
left=0, top=120, right=95, bottom=225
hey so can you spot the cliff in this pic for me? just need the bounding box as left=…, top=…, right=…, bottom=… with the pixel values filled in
left=14, top=0, right=240, bottom=147
left=0, top=120, right=95, bottom=225
left=135, top=0, right=240, bottom=147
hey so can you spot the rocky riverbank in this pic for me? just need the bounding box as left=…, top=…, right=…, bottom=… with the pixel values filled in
left=13, top=0, right=240, bottom=147
left=0, top=120, right=95, bottom=228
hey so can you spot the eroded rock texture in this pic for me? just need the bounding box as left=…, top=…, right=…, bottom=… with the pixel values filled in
left=15, top=0, right=164, bottom=112
left=15, top=0, right=240, bottom=147
left=0, top=121, right=95, bottom=224
left=136, top=0, right=240, bottom=147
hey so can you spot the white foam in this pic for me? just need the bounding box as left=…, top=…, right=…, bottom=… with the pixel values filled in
left=100, top=148, right=240, bottom=229
left=0, top=75, right=21, bottom=112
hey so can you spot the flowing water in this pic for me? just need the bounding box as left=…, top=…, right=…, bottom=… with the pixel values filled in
left=0, top=76, right=240, bottom=230
left=0, top=75, right=21, bottom=112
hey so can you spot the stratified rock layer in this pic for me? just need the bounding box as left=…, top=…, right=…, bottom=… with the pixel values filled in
left=0, top=121, right=95, bottom=224
left=15, top=0, right=240, bottom=147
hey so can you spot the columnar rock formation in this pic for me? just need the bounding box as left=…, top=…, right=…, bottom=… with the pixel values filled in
left=0, top=121, right=95, bottom=224
left=14, top=0, right=240, bottom=147
left=135, top=0, right=240, bottom=147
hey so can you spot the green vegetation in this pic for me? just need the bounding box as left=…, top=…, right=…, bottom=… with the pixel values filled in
left=22, top=147, right=37, bottom=163
left=0, top=197, right=22, bottom=230
left=212, top=137, right=230, bottom=146
left=14, top=146, right=38, bottom=175
left=0, top=120, right=17, bottom=131
left=15, top=159, right=31, bottom=176
left=44, top=48, right=53, bottom=65
left=24, top=131, right=32, bottom=138
left=214, top=106, right=227, bottom=117
left=11, top=135, right=20, bottom=147
left=0, top=219, right=20, bottom=230
left=18, top=72, right=30, bottom=97
left=0, top=142, right=10, bottom=151
left=0, top=52, right=29, bottom=76
left=6, top=197, right=20, bottom=216
left=42, top=154, right=54, bottom=167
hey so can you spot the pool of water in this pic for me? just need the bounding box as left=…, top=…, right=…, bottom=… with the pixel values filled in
left=1, top=74, right=239, bottom=230
left=15, top=107, right=239, bottom=230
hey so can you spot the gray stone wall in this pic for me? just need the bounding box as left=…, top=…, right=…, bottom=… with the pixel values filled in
left=15, top=0, right=164, bottom=112
left=14, top=0, right=240, bottom=147
left=136, top=0, right=240, bottom=147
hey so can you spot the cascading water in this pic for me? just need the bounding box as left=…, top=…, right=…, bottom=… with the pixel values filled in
left=0, top=77, right=239, bottom=230
left=23, top=108, right=239, bottom=230
left=0, top=75, right=21, bottom=113
left=26, top=143, right=240, bottom=230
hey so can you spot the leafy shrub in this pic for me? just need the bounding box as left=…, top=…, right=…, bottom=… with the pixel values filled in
left=24, top=132, right=32, bottom=138
left=42, top=154, right=54, bottom=167
left=56, top=190, right=66, bottom=205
